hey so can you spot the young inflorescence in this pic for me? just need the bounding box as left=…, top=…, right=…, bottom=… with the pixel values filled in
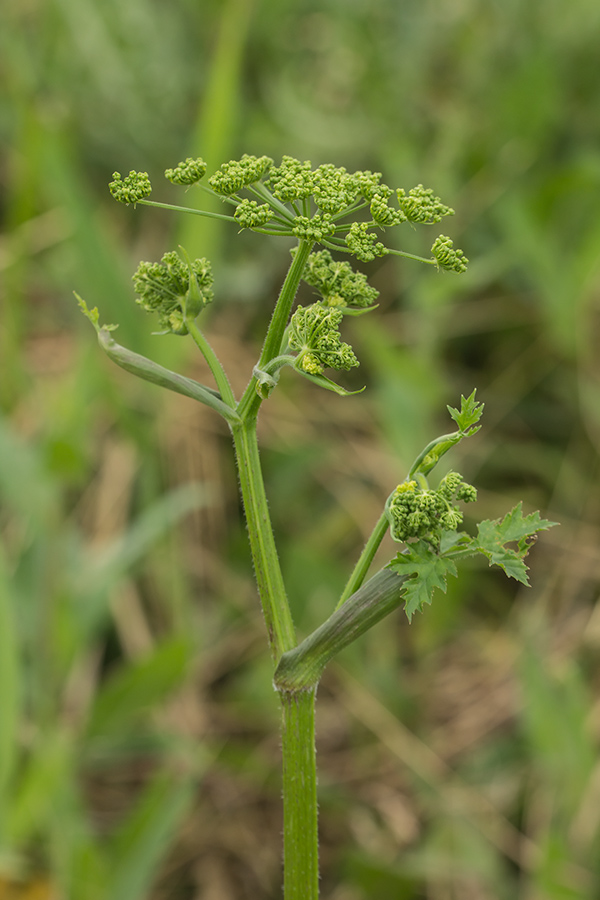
left=132, top=250, right=213, bottom=335
left=387, top=472, right=477, bottom=546
left=107, top=154, right=469, bottom=381
left=109, top=154, right=468, bottom=273
left=287, top=304, right=359, bottom=375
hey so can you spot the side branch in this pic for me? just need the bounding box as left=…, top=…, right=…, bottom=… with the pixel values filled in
left=97, top=329, right=241, bottom=424
left=274, top=567, right=407, bottom=691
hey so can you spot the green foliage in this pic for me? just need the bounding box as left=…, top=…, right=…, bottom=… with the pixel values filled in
left=388, top=502, right=557, bottom=619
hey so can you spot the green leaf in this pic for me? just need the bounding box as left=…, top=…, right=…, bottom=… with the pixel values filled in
left=473, top=502, right=558, bottom=584
left=446, top=389, right=484, bottom=435
left=296, top=369, right=366, bottom=396
left=387, top=543, right=457, bottom=621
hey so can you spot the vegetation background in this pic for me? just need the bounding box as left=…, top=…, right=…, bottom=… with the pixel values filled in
left=1, top=0, right=600, bottom=897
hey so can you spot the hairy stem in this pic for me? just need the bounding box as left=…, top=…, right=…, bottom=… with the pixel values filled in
left=96, top=328, right=240, bottom=424
left=335, top=509, right=390, bottom=610
left=280, top=688, right=319, bottom=900
left=186, top=318, right=236, bottom=407
left=274, top=568, right=407, bottom=692
left=237, top=239, right=314, bottom=420
left=231, top=421, right=296, bottom=661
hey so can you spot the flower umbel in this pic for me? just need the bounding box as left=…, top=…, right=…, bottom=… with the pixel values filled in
left=431, top=235, right=469, bottom=273
left=387, top=472, right=477, bottom=545
left=396, top=185, right=455, bottom=224
left=288, top=304, right=359, bottom=375
left=165, top=157, right=207, bottom=185
left=109, top=170, right=152, bottom=205
left=133, top=250, right=213, bottom=335
left=302, top=249, right=379, bottom=310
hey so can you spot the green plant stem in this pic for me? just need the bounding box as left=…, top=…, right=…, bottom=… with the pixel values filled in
left=237, top=239, right=314, bottom=420
left=280, top=688, right=319, bottom=900
left=335, top=509, right=390, bottom=610
left=231, top=421, right=296, bottom=661
left=138, top=198, right=235, bottom=223
left=186, top=318, right=236, bottom=407
left=96, top=328, right=240, bottom=424
left=274, top=567, right=407, bottom=692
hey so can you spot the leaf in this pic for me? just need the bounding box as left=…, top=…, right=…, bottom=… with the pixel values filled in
left=387, top=542, right=457, bottom=622
left=446, top=389, right=484, bottom=435
left=297, top=369, right=366, bottom=396
left=473, top=502, right=558, bottom=583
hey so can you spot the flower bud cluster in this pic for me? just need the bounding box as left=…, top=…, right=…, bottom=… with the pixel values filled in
left=302, top=250, right=379, bottom=309
left=288, top=304, right=359, bottom=375
left=387, top=472, right=477, bottom=544
left=109, top=170, right=152, bottom=204
left=133, top=250, right=213, bottom=335
left=345, top=222, right=389, bottom=262
left=165, top=157, right=207, bottom=185
left=370, top=191, right=405, bottom=226
left=311, top=164, right=358, bottom=214
left=209, top=154, right=273, bottom=195
left=431, top=235, right=469, bottom=274
left=396, top=185, right=454, bottom=224
left=292, top=214, right=336, bottom=242
left=266, top=156, right=315, bottom=202
left=234, top=199, right=273, bottom=229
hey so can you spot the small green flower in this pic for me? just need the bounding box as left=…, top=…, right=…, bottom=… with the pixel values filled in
left=288, top=304, right=359, bottom=375
left=165, top=157, right=207, bottom=185
left=109, top=170, right=152, bottom=205
left=431, top=235, right=468, bottom=273
left=396, top=185, right=454, bottom=224
left=133, top=250, right=213, bottom=335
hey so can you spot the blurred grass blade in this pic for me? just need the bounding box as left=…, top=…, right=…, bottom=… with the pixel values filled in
left=0, top=548, right=20, bottom=822
left=85, top=638, right=191, bottom=739
left=0, top=414, right=58, bottom=531
left=177, top=0, right=256, bottom=261
left=107, top=766, right=197, bottom=900
left=82, top=482, right=210, bottom=596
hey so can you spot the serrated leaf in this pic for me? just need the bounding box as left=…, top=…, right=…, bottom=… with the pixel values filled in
left=474, top=502, right=557, bottom=583
left=388, top=542, right=457, bottom=621
left=446, top=389, right=484, bottom=433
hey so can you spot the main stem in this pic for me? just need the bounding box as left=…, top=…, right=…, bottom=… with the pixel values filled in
left=280, top=688, right=319, bottom=900
left=231, top=239, right=320, bottom=896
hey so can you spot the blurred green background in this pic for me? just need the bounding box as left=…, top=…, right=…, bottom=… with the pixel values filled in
left=1, top=0, right=600, bottom=898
